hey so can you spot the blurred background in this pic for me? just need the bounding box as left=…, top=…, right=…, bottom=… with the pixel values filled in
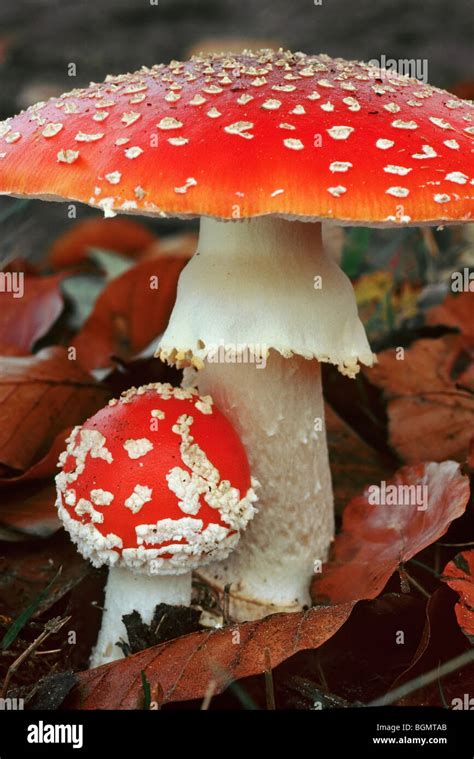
left=0, top=0, right=472, bottom=342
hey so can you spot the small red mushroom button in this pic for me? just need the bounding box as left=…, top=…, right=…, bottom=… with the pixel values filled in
left=56, top=382, right=257, bottom=572
left=55, top=382, right=257, bottom=667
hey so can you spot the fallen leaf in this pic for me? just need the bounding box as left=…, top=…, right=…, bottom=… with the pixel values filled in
left=68, top=603, right=353, bottom=709
left=0, top=274, right=64, bottom=353
left=0, top=347, right=109, bottom=470
left=311, top=461, right=470, bottom=605
left=72, top=255, right=189, bottom=371
left=390, top=586, right=474, bottom=707
left=0, top=531, right=90, bottom=619
left=0, top=428, right=72, bottom=539
left=442, top=551, right=474, bottom=643
left=48, top=217, right=155, bottom=269
left=366, top=335, right=474, bottom=463
left=426, top=291, right=474, bottom=346
left=0, top=482, right=60, bottom=538
left=0, top=427, right=72, bottom=485
left=325, top=404, right=393, bottom=513
left=316, top=593, right=426, bottom=704
left=354, top=271, right=393, bottom=306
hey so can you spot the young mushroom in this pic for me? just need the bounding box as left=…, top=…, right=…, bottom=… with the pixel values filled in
left=1, top=49, right=473, bottom=621
left=55, top=383, right=257, bottom=666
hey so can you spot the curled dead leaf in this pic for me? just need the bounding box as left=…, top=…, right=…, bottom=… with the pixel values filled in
left=72, top=255, right=189, bottom=371
left=325, top=403, right=393, bottom=512
left=69, top=603, right=354, bottom=709
left=442, top=551, right=474, bottom=643
left=0, top=273, right=64, bottom=354
left=366, top=335, right=474, bottom=463
left=48, top=217, right=155, bottom=269
left=426, top=292, right=474, bottom=346
left=0, top=348, right=109, bottom=471
left=311, top=461, right=470, bottom=605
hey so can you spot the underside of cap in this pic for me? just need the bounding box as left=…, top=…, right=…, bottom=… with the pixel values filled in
left=158, top=217, right=375, bottom=377
left=0, top=49, right=472, bottom=226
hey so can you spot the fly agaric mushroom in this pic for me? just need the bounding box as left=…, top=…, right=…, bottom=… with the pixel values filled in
left=55, top=383, right=257, bottom=666
left=1, top=50, right=473, bottom=620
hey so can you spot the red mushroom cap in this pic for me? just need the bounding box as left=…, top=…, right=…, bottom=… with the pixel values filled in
left=55, top=383, right=257, bottom=574
left=0, top=50, right=472, bottom=225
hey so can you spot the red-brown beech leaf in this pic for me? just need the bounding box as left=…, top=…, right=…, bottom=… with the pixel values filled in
left=365, top=335, right=474, bottom=463
left=0, top=531, right=90, bottom=619
left=48, top=217, right=156, bottom=269
left=69, top=603, right=353, bottom=709
left=442, top=551, right=474, bottom=643
left=325, top=404, right=393, bottom=513
left=0, top=482, right=60, bottom=538
left=311, top=461, right=470, bottom=605
left=0, top=273, right=64, bottom=353
left=426, top=291, right=474, bottom=346
left=390, top=586, right=474, bottom=707
left=72, top=255, right=189, bottom=371
left=0, top=427, right=72, bottom=485
left=0, top=347, right=109, bottom=471
left=0, top=428, right=72, bottom=538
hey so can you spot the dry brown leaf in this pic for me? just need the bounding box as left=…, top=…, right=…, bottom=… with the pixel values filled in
left=325, top=403, right=393, bottom=512
left=0, top=482, right=60, bottom=538
left=48, top=217, right=155, bottom=268
left=0, top=273, right=64, bottom=353
left=72, top=255, right=189, bottom=371
left=311, top=461, right=470, bottom=605
left=390, top=587, right=474, bottom=707
left=442, top=551, right=474, bottom=643
left=0, top=348, right=109, bottom=470
left=366, top=335, right=474, bottom=463
left=0, top=429, right=73, bottom=539
left=426, top=291, right=474, bottom=345
left=69, top=603, right=353, bottom=709
left=0, top=532, right=90, bottom=619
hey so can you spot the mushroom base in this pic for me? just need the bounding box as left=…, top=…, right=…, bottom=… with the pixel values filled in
left=90, top=568, right=192, bottom=667
left=193, top=352, right=334, bottom=620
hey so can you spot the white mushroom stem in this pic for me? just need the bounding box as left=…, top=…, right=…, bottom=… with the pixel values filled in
left=90, top=568, right=191, bottom=667
left=195, top=353, right=332, bottom=619
left=159, top=217, right=374, bottom=620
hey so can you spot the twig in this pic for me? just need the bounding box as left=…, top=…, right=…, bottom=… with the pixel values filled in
left=264, top=648, right=276, bottom=710
left=398, top=565, right=431, bottom=598
left=1, top=616, right=70, bottom=699
left=409, top=558, right=439, bottom=578
left=222, top=584, right=232, bottom=625
left=438, top=540, right=474, bottom=548
left=201, top=679, right=217, bottom=710
left=401, top=568, right=431, bottom=599
left=369, top=649, right=474, bottom=706
left=1, top=566, right=63, bottom=650
left=315, top=653, right=329, bottom=691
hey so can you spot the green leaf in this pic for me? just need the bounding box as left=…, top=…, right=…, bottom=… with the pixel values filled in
left=1, top=568, right=62, bottom=650
left=141, top=670, right=151, bottom=710
left=341, top=228, right=371, bottom=278
left=383, top=290, right=396, bottom=332
left=454, top=553, right=471, bottom=575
